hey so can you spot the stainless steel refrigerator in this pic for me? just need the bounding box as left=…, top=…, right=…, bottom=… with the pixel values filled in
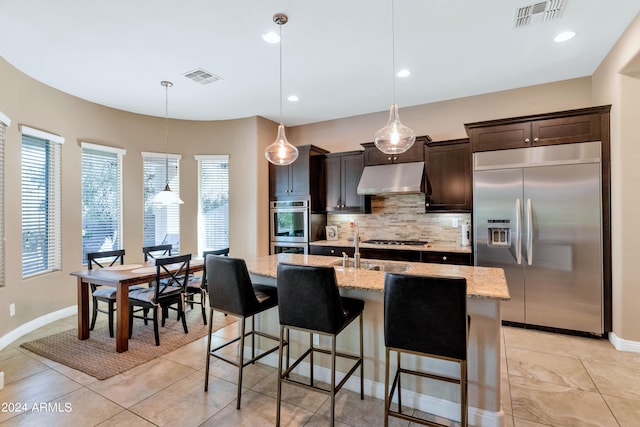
left=473, top=141, right=603, bottom=335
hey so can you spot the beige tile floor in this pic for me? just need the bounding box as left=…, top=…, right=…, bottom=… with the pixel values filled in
left=1, top=316, right=640, bottom=426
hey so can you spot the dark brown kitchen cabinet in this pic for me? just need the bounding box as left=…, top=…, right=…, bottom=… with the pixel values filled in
left=324, top=151, right=371, bottom=213
left=421, top=251, right=471, bottom=266
left=424, top=138, right=472, bottom=212
left=361, top=135, right=430, bottom=166
left=269, top=145, right=329, bottom=205
left=310, top=245, right=355, bottom=257
left=466, top=106, right=607, bottom=152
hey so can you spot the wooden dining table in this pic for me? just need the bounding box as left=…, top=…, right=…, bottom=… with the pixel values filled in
left=70, top=259, right=204, bottom=353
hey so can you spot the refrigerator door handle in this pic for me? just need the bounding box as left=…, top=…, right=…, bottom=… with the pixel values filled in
left=516, top=198, right=522, bottom=265
left=527, top=198, right=533, bottom=265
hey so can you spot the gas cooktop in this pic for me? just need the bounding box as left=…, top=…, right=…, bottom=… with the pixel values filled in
left=362, top=239, right=428, bottom=246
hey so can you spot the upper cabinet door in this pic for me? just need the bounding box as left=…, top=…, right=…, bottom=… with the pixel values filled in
left=341, top=153, right=367, bottom=210
left=468, top=122, right=532, bottom=152
left=424, top=138, right=472, bottom=212
left=324, top=155, right=342, bottom=210
left=532, top=114, right=601, bottom=146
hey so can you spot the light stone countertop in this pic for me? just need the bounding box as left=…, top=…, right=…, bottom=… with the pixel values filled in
left=245, top=253, right=509, bottom=301
left=310, top=239, right=472, bottom=254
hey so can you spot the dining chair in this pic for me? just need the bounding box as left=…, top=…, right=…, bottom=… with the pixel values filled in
left=184, top=248, right=230, bottom=325
left=128, top=254, right=191, bottom=346
left=383, top=273, right=469, bottom=427
left=142, top=244, right=172, bottom=261
left=87, top=249, right=128, bottom=338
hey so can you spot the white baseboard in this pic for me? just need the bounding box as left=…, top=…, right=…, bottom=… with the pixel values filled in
left=609, top=332, right=640, bottom=353
left=0, top=306, right=77, bottom=351
left=245, top=346, right=503, bottom=427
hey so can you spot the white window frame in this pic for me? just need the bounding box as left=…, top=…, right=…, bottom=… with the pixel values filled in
left=20, top=125, right=64, bottom=278
left=196, top=155, right=229, bottom=255
left=142, top=152, right=181, bottom=253
left=0, top=112, right=10, bottom=286
left=81, top=142, right=126, bottom=264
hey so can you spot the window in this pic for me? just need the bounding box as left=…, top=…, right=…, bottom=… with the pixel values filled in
left=142, top=152, right=181, bottom=253
left=196, top=155, right=229, bottom=253
left=20, top=126, right=64, bottom=277
left=81, top=142, right=125, bottom=263
left=0, top=112, right=9, bottom=286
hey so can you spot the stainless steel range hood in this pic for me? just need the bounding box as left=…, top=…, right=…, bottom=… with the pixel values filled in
left=356, top=161, right=425, bottom=195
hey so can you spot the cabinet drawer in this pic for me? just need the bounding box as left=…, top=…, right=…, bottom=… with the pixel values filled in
left=309, top=245, right=354, bottom=257
left=421, top=251, right=471, bottom=265
left=359, top=248, right=421, bottom=262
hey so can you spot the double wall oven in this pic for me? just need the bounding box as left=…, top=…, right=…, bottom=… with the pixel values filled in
left=270, top=199, right=325, bottom=255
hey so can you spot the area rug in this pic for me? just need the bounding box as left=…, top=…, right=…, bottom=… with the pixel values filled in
left=20, top=309, right=235, bottom=380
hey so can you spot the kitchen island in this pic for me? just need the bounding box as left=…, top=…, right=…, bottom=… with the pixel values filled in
left=244, top=253, right=509, bottom=427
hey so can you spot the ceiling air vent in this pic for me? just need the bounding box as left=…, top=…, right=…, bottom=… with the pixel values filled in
left=514, top=0, right=566, bottom=28
left=183, top=68, right=222, bottom=85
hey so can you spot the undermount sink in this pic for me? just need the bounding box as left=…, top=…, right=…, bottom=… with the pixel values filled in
left=331, top=259, right=411, bottom=274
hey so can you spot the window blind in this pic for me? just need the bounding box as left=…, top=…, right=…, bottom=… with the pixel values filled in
left=142, top=153, right=181, bottom=253
left=0, top=119, right=6, bottom=286
left=21, top=134, right=62, bottom=277
left=81, top=144, right=124, bottom=264
left=196, top=155, right=229, bottom=253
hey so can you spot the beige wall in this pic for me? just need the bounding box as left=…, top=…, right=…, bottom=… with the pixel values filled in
left=288, top=77, right=592, bottom=150
left=4, top=40, right=639, bottom=345
left=0, top=57, right=273, bottom=338
left=593, top=13, right=640, bottom=342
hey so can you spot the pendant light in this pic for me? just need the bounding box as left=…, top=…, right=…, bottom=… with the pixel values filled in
left=374, top=0, right=416, bottom=155
left=152, top=80, right=184, bottom=205
left=265, top=13, right=299, bottom=166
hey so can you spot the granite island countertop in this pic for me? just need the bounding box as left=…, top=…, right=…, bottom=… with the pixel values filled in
left=245, top=253, right=509, bottom=301
left=310, top=239, right=472, bottom=254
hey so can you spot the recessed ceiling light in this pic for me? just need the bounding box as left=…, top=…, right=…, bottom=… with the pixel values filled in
left=262, top=32, right=280, bottom=43
left=396, top=69, right=411, bottom=78
left=554, top=31, right=576, bottom=42
left=288, top=95, right=299, bottom=102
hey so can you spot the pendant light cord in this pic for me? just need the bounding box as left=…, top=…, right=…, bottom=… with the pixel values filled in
left=279, top=23, right=283, bottom=125
left=164, top=82, right=169, bottom=185
left=391, top=0, right=396, bottom=105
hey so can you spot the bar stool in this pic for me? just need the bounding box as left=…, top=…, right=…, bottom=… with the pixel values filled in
left=275, top=263, right=365, bottom=427
left=383, top=273, right=469, bottom=427
left=203, top=256, right=282, bottom=409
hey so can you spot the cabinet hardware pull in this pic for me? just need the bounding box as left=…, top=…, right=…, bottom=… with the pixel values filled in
left=442, top=256, right=447, bottom=261
left=387, top=157, right=392, bottom=161
left=533, top=137, right=539, bottom=142
left=524, top=138, right=530, bottom=143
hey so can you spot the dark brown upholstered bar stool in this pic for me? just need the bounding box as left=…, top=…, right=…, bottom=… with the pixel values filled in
left=184, top=248, right=230, bottom=324
left=384, top=273, right=469, bottom=427
left=204, top=256, right=282, bottom=409
left=275, top=263, right=365, bottom=427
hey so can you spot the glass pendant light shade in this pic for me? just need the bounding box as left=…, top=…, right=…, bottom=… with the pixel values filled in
left=265, top=123, right=299, bottom=165
left=152, top=183, right=184, bottom=205
left=374, top=103, right=416, bottom=154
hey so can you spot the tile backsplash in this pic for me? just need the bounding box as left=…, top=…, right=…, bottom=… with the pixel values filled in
left=326, top=194, right=470, bottom=245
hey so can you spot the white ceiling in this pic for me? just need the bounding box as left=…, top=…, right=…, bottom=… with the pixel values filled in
left=1, top=0, right=639, bottom=126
